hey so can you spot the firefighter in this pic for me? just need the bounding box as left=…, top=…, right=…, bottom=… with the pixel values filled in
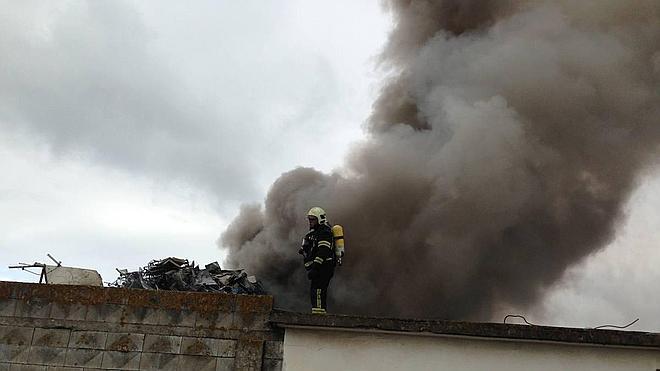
left=299, top=206, right=335, bottom=314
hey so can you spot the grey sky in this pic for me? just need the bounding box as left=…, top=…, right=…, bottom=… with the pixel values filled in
left=0, top=0, right=389, bottom=278
left=0, top=1, right=658, bottom=331
left=0, top=0, right=385, bottom=205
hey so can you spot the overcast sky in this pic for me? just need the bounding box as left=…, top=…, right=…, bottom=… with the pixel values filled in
left=1, top=1, right=658, bottom=331
left=0, top=0, right=389, bottom=278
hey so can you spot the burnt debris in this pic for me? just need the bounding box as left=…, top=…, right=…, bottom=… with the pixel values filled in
left=112, top=257, right=266, bottom=295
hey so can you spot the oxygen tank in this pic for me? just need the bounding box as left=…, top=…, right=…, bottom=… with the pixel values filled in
left=332, top=224, right=345, bottom=265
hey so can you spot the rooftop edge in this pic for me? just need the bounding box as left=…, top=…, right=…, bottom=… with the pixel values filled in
left=269, top=310, right=660, bottom=349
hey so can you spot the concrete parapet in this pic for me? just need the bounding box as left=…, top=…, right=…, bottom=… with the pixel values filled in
left=0, top=281, right=283, bottom=371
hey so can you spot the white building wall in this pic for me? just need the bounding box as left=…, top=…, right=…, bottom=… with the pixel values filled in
left=283, top=328, right=659, bottom=371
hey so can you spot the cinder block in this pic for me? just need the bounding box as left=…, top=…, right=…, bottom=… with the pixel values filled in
left=180, top=337, right=217, bottom=357
left=185, top=293, right=234, bottom=313
left=263, top=341, right=283, bottom=360
left=215, top=357, right=234, bottom=371
left=125, top=290, right=161, bottom=309
left=261, top=359, right=283, bottom=371
left=105, top=333, right=144, bottom=352
left=0, top=344, right=29, bottom=363
left=16, top=300, right=51, bottom=319
left=194, top=311, right=233, bottom=330
left=7, top=364, right=46, bottom=371
left=0, top=283, right=11, bottom=300
left=25, top=285, right=51, bottom=302
left=138, top=352, right=179, bottom=371
left=63, top=348, right=103, bottom=368
left=50, top=303, right=86, bottom=321
left=235, top=295, right=272, bottom=313
left=68, top=331, right=107, bottom=350
left=233, top=339, right=262, bottom=371
left=85, top=304, right=125, bottom=323
left=104, top=287, right=129, bottom=305
left=216, top=340, right=236, bottom=358
left=10, top=285, right=31, bottom=300
left=0, top=326, right=34, bottom=346
left=157, top=309, right=195, bottom=327
left=101, top=351, right=141, bottom=370
left=0, top=299, right=17, bottom=317
left=177, top=355, right=216, bottom=371
left=32, top=328, right=71, bottom=348
left=48, top=285, right=105, bottom=307
left=123, top=307, right=159, bottom=325
left=143, top=335, right=181, bottom=354
left=83, top=305, right=101, bottom=322
left=27, top=346, right=66, bottom=366
left=233, top=312, right=269, bottom=331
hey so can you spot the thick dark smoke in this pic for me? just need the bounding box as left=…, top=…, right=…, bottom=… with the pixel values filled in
left=221, top=0, right=660, bottom=319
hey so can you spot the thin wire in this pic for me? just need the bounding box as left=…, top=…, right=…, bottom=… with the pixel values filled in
left=503, top=314, right=640, bottom=330
left=503, top=314, right=536, bottom=326
left=594, top=318, right=639, bottom=330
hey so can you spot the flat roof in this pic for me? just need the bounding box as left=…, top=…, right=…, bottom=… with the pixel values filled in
left=270, top=310, right=660, bottom=349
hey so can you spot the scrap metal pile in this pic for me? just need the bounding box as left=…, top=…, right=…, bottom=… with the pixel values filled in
left=112, top=257, right=266, bottom=295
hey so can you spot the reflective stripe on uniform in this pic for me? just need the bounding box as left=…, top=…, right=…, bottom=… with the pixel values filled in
left=325, top=258, right=334, bottom=261
left=316, top=289, right=322, bottom=308
left=304, top=261, right=314, bottom=267
left=314, top=257, right=324, bottom=264
left=318, top=241, right=331, bottom=248
left=311, top=308, right=326, bottom=314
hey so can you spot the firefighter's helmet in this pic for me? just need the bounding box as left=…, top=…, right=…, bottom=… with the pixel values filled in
left=307, top=207, right=327, bottom=224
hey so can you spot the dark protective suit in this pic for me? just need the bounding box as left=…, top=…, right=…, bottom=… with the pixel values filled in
left=301, top=223, right=335, bottom=314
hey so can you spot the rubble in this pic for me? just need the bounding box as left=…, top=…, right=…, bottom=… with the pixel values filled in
left=111, top=257, right=266, bottom=295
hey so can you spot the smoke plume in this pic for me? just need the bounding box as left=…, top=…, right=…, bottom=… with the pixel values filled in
left=221, top=0, right=660, bottom=319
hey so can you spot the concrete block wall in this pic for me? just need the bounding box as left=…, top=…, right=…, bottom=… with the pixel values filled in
left=0, top=282, right=283, bottom=370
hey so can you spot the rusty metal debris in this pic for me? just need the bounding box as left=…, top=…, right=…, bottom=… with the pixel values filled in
left=112, top=257, right=266, bottom=295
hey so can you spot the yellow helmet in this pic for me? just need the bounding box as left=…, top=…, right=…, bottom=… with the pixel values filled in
left=307, top=207, right=327, bottom=224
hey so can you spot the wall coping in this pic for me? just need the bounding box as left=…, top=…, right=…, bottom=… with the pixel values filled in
left=0, top=280, right=272, bottom=313
left=269, top=310, right=660, bottom=349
